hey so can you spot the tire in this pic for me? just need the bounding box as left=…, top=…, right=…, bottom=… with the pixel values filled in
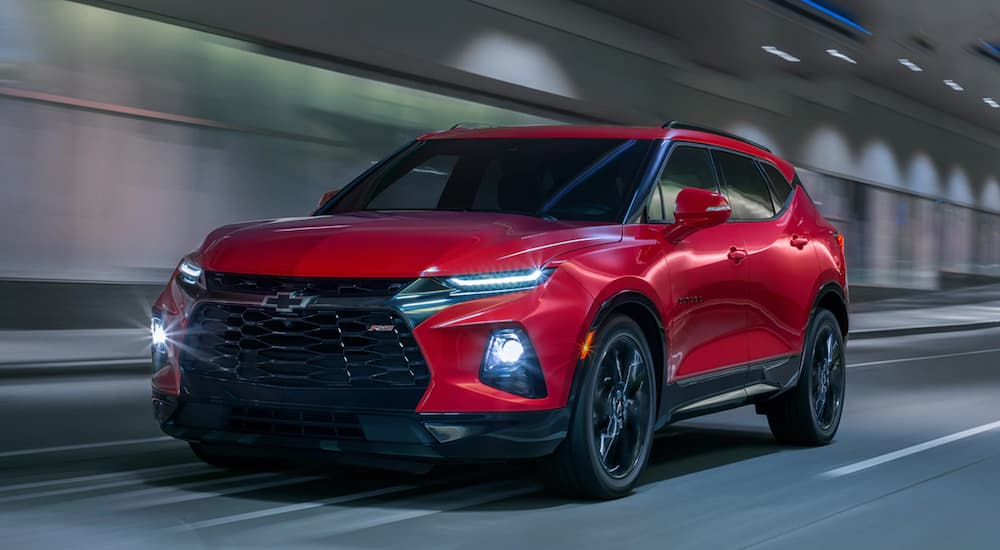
left=188, top=442, right=284, bottom=470
left=543, top=315, right=657, bottom=499
left=764, top=309, right=846, bottom=445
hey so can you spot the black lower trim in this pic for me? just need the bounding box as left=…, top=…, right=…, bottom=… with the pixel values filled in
left=155, top=393, right=568, bottom=462
left=749, top=354, right=800, bottom=392
left=182, top=373, right=427, bottom=412
left=660, top=354, right=800, bottom=423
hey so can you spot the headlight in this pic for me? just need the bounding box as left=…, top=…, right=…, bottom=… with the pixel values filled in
left=176, top=256, right=205, bottom=292
left=178, top=258, right=203, bottom=285
left=393, top=268, right=556, bottom=326
left=442, top=268, right=553, bottom=294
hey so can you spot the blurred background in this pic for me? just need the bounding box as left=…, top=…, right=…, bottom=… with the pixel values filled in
left=2, top=2, right=1000, bottom=548
left=2, top=0, right=999, bottom=334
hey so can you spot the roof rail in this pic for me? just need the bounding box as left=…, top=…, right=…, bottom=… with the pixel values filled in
left=450, top=122, right=497, bottom=130
left=662, top=120, right=772, bottom=153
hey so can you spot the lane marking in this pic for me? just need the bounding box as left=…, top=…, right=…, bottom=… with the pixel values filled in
left=0, top=464, right=247, bottom=503
left=822, top=420, right=1000, bottom=478
left=848, top=347, right=1000, bottom=368
left=0, top=462, right=203, bottom=493
left=0, top=436, right=173, bottom=458
left=281, top=480, right=541, bottom=538
left=109, top=474, right=327, bottom=509
left=159, top=483, right=427, bottom=533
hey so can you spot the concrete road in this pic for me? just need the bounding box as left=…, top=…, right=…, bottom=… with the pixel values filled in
left=1, top=328, right=999, bottom=549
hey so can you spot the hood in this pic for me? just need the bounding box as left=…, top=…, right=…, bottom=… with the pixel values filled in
left=198, top=211, right=622, bottom=278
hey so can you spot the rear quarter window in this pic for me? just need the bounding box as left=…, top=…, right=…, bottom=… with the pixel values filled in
left=713, top=151, right=775, bottom=220
left=760, top=162, right=794, bottom=210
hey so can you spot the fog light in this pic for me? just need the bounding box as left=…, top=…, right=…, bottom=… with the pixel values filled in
left=151, top=319, right=167, bottom=347
left=481, top=328, right=546, bottom=398
left=497, top=338, right=524, bottom=364
left=151, top=315, right=169, bottom=372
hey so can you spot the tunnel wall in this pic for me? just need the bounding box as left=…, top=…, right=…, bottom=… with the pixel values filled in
left=1, top=0, right=998, bottom=293
left=0, top=0, right=561, bottom=283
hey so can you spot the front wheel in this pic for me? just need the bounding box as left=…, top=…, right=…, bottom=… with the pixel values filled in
left=543, top=315, right=657, bottom=499
left=764, top=309, right=846, bottom=445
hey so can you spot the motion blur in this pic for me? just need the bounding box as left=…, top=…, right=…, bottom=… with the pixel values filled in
left=1, top=1, right=999, bottom=548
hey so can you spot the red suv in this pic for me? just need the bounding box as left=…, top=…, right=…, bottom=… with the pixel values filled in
left=152, top=122, right=848, bottom=499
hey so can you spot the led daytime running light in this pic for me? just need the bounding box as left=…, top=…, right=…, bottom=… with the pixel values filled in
left=444, top=269, right=548, bottom=290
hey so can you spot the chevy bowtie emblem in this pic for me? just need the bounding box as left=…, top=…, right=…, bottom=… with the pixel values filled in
left=367, top=324, right=396, bottom=332
left=263, top=291, right=315, bottom=313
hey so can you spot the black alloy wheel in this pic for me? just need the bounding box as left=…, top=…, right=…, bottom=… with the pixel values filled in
left=764, top=308, right=846, bottom=445
left=543, top=315, right=656, bottom=499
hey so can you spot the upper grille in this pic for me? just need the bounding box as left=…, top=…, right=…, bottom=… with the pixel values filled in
left=206, top=272, right=411, bottom=297
left=180, top=303, right=430, bottom=389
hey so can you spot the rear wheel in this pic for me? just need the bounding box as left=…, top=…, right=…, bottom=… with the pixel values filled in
left=544, top=315, right=656, bottom=499
left=764, top=309, right=846, bottom=445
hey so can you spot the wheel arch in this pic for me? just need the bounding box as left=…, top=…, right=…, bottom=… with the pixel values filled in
left=812, top=282, right=849, bottom=338
left=569, top=291, right=667, bottom=416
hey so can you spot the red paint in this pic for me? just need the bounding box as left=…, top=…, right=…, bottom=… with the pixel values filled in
left=153, top=125, right=846, bottom=415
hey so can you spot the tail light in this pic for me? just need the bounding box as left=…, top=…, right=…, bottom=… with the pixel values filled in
left=836, top=233, right=845, bottom=256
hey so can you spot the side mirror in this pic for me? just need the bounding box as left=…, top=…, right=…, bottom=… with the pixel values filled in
left=317, top=188, right=342, bottom=208
left=664, top=187, right=731, bottom=243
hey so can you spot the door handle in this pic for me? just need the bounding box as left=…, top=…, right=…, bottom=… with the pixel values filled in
left=790, top=235, right=809, bottom=249
left=727, top=247, right=747, bottom=263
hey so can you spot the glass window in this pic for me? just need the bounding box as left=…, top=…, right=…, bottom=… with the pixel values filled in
left=646, top=182, right=666, bottom=222
left=760, top=162, right=794, bottom=210
left=546, top=141, right=651, bottom=221
left=328, top=138, right=654, bottom=222
left=714, top=151, right=776, bottom=220
left=367, top=155, right=458, bottom=209
left=657, top=146, right=718, bottom=223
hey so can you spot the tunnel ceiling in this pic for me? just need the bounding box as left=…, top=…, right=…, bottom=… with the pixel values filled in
left=575, top=0, right=1000, bottom=133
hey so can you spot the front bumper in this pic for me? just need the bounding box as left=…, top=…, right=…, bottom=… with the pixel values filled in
left=155, top=388, right=568, bottom=462
left=153, top=267, right=597, bottom=413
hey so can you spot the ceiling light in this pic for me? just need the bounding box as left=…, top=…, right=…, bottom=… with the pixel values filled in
left=762, top=46, right=801, bottom=63
left=898, top=58, right=923, bottom=72
left=944, top=80, right=964, bottom=91
left=826, top=49, right=857, bottom=64
left=984, top=97, right=1000, bottom=108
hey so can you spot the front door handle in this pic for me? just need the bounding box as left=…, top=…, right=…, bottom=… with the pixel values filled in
left=727, top=247, right=747, bottom=263
left=790, top=235, right=809, bottom=249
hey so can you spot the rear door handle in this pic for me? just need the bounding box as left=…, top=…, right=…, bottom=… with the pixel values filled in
left=790, top=235, right=809, bottom=249
left=727, top=247, right=747, bottom=263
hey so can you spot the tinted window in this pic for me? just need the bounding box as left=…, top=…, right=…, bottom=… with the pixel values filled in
left=714, top=151, right=775, bottom=220
left=545, top=141, right=651, bottom=221
left=760, top=162, right=794, bottom=210
left=657, top=146, right=718, bottom=223
left=326, top=138, right=653, bottom=222
left=367, top=155, right=458, bottom=209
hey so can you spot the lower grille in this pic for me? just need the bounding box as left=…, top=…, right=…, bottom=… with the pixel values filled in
left=180, top=303, right=430, bottom=389
left=227, top=405, right=364, bottom=440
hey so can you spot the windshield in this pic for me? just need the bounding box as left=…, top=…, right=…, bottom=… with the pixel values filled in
left=321, top=138, right=655, bottom=222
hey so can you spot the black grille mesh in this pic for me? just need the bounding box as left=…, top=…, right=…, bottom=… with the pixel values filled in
left=180, top=303, right=430, bottom=389
left=206, top=273, right=411, bottom=297
left=227, top=405, right=364, bottom=440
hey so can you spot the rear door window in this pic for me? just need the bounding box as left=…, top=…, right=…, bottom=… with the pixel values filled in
left=713, top=151, right=775, bottom=220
